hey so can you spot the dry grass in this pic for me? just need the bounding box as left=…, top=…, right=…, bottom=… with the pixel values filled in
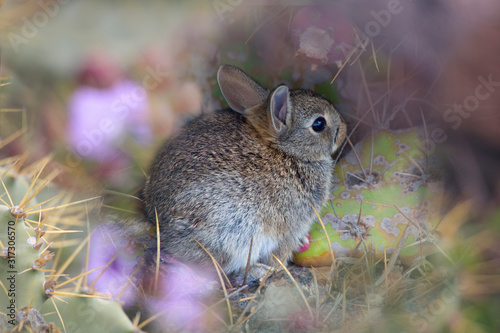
left=2, top=5, right=500, bottom=331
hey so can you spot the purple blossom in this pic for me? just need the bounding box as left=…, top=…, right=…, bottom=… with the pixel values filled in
left=86, top=226, right=138, bottom=307
left=67, top=78, right=151, bottom=162
left=146, top=255, right=220, bottom=332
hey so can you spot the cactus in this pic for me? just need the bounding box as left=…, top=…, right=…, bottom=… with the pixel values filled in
left=294, top=129, right=445, bottom=266
left=41, top=295, right=135, bottom=333
left=0, top=165, right=136, bottom=332
left=0, top=170, right=50, bottom=315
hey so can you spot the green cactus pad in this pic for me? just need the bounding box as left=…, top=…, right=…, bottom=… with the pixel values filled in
left=0, top=170, right=36, bottom=209
left=294, top=129, right=444, bottom=266
left=41, top=295, right=135, bottom=333
left=1, top=170, right=49, bottom=314
left=0, top=168, right=55, bottom=331
left=0, top=213, right=47, bottom=311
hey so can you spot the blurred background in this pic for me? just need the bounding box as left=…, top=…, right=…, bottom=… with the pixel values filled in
left=2, top=0, right=499, bottom=199
left=1, top=0, right=500, bottom=331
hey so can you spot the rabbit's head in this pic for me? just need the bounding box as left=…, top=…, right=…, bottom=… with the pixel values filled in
left=218, top=65, right=346, bottom=162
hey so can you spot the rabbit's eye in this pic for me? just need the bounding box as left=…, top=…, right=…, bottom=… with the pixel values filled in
left=312, top=117, right=327, bottom=132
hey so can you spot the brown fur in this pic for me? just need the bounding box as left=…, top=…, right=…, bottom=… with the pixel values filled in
left=142, top=65, right=346, bottom=274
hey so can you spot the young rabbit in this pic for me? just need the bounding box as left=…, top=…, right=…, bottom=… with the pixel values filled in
left=142, top=65, right=346, bottom=274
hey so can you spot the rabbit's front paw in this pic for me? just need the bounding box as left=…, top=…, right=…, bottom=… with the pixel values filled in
left=297, top=234, right=311, bottom=253
left=229, top=263, right=276, bottom=286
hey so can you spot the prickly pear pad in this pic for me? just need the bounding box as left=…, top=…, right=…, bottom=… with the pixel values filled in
left=0, top=171, right=49, bottom=312
left=41, top=295, right=135, bottom=332
left=0, top=164, right=135, bottom=332
left=294, top=129, right=444, bottom=266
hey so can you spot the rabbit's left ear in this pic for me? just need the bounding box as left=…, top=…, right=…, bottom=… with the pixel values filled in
left=269, top=85, right=291, bottom=133
left=217, top=65, right=268, bottom=113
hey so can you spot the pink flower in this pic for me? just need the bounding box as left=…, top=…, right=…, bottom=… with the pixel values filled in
left=67, top=60, right=151, bottom=163
left=146, top=255, right=220, bottom=332
left=291, top=5, right=355, bottom=65
left=86, top=226, right=139, bottom=307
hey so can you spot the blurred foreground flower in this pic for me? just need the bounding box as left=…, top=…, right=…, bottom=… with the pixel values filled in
left=87, top=225, right=140, bottom=307
left=145, top=253, right=220, bottom=332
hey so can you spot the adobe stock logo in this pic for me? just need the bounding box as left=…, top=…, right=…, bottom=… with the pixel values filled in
left=7, top=0, right=70, bottom=53
left=212, top=0, right=243, bottom=22
left=336, top=0, right=410, bottom=56
left=361, top=0, right=405, bottom=38
left=419, top=74, right=499, bottom=155
left=442, top=74, right=500, bottom=130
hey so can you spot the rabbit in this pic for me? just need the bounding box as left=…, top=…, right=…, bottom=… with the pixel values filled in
left=142, top=65, right=347, bottom=275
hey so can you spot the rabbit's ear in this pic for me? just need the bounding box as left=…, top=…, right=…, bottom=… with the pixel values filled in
left=217, top=65, right=268, bottom=113
left=269, top=85, right=291, bottom=133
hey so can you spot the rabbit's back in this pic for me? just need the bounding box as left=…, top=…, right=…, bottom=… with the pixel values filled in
left=144, top=109, right=274, bottom=222
left=143, top=109, right=333, bottom=272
